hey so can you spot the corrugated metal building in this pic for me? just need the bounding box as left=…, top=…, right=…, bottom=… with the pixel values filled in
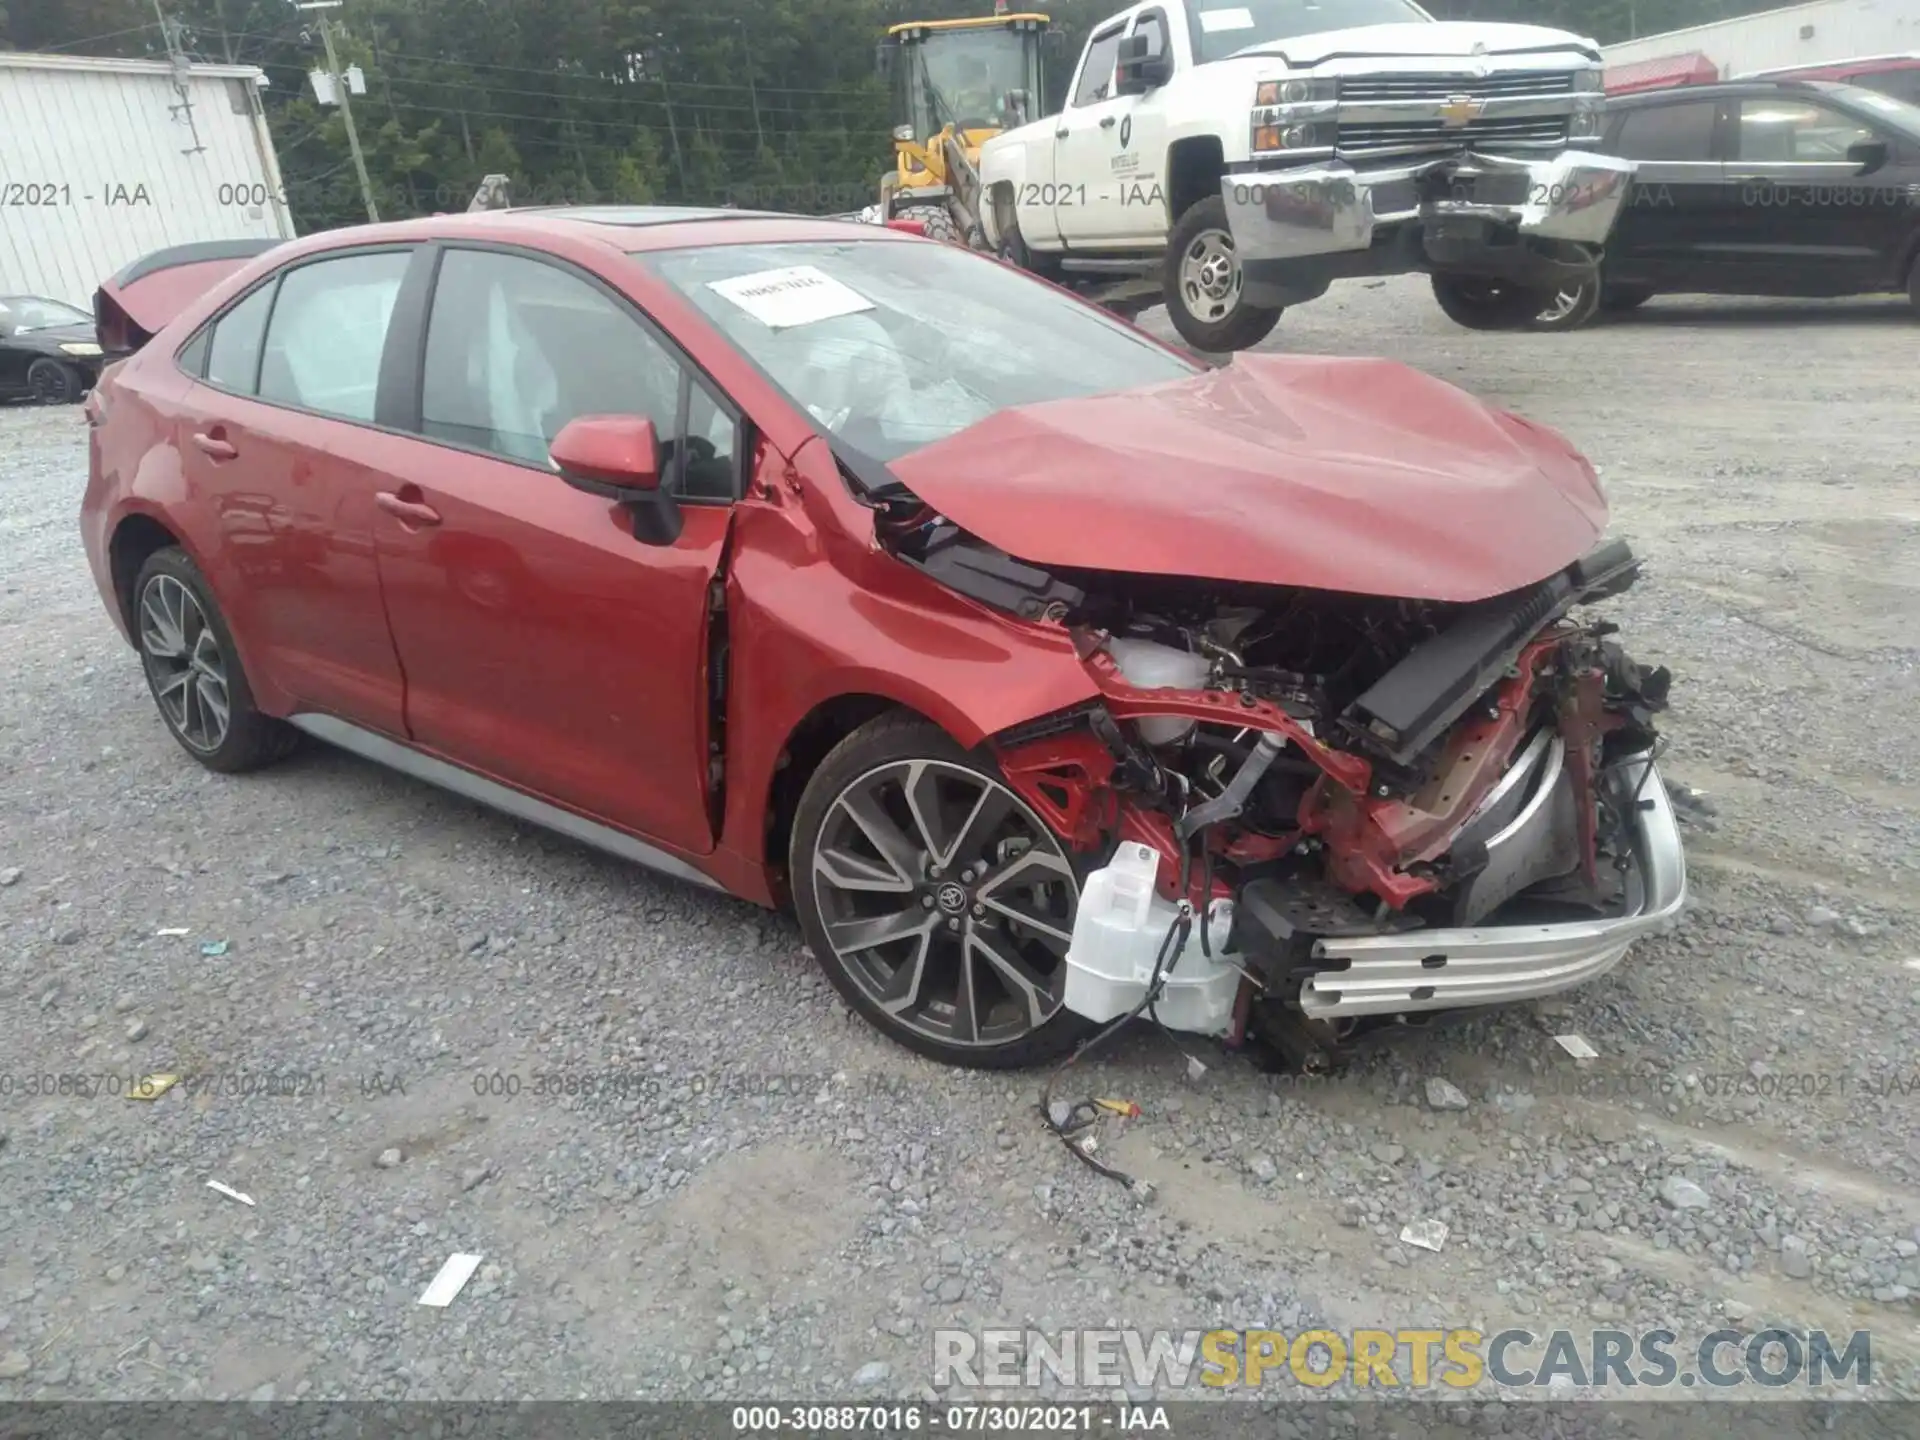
left=1, top=51, right=295, bottom=308
left=1601, top=0, right=1920, bottom=80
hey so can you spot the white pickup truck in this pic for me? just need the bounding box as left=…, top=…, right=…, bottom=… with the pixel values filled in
left=977, top=0, right=1636, bottom=349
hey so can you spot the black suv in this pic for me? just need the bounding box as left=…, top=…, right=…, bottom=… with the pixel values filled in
left=1512, top=80, right=1920, bottom=329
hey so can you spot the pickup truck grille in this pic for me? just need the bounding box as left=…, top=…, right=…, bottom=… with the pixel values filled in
left=1338, top=71, right=1578, bottom=103
left=1336, top=115, right=1571, bottom=157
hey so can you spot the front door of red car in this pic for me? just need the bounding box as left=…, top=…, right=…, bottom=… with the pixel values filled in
left=174, top=247, right=416, bottom=733
left=367, top=245, right=739, bottom=853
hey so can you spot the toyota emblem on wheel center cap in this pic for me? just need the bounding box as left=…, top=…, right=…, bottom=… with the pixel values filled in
left=935, top=882, right=969, bottom=915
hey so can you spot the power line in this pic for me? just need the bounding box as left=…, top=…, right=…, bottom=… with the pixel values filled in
left=38, top=22, right=166, bottom=51
left=215, top=26, right=885, bottom=98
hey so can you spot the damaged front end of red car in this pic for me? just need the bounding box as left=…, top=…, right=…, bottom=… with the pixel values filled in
left=875, top=511, right=1683, bottom=1072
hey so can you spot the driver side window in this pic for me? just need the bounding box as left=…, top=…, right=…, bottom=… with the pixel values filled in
left=419, top=248, right=739, bottom=500
left=1074, top=26, right=1125, bottom=106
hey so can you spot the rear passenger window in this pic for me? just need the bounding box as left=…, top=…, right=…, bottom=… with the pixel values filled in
left=256, top=250, right=410, bottom=421
left=203, top=282, right=275, bottom=392
left=1612, top=101, right=1718, bottom=161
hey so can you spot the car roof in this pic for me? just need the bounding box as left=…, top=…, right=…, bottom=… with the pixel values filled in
left=1605, top=77, right=1855, bottom=107
left=304, top=205, right=910, bottom=255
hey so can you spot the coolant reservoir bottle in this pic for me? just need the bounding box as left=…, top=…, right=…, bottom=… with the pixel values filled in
left=1106, top=638, right=1209, bottom=745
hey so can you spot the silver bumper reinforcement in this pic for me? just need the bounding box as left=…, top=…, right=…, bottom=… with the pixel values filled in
left=1299, top=752, right=1687, bottom=1020
left=1059, top=752, right=1686, bottom=1036
left=1221, top=148, right=1636, bottom=264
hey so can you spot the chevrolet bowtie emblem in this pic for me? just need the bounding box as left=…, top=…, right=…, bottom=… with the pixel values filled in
left=1438, top=94, right=1487, bottom=127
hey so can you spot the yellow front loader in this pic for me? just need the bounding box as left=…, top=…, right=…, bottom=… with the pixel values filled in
left=874, top=5, right=1055, bottom=247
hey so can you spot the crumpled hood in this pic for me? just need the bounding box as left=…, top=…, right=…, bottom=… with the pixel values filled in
left=886, top=352, right=1609, bottom=604
left=1233, top=20, right=1598, bottom=67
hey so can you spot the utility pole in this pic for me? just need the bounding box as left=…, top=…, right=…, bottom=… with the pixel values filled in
left=152, top=0, right=208, bottom=154
left=732, top=18, right=764, bottom=151
left=650, top=35, right=689, bottom=191
left=297, top=0, right=380, bottom=222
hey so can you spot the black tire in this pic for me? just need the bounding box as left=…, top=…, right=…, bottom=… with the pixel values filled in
left=131, top=546, right=300, bottom=773
left=893, top=202, right=959, bottom=243
left=790, top=712, right=1097, bottom=1070
left=1907, top=254, right=1920, bottom=317
left=26, top=357, right=82, bottom=405
left=1430, top=273, right=1556, bottom=331
left=1598, top=286, right=1654, bottom=314
left=1532, top=277, right=1602, bottom=332
left=1162, top=195, right=1282, bottom=352
left=996, top=209, right=1062, bottom=281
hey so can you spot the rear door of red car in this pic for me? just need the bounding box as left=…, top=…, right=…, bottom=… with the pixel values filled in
left=362, top=240, right=738, bottom=855
left=170, top=245, right=416, bottom=733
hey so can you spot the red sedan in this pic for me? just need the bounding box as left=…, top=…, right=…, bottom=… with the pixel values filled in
left=80, top=207, right=1686, bottom=1072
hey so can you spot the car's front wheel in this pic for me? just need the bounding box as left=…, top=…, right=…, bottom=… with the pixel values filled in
left=791, top=713, right=1094, bottom=1069
left=1163, top=196, right=1283, bottom=352
left=27, top=357, right=83, bottom=405
left=132, top=547, right=299, bottom=773
left=1430, top=273, right=1555, bottom=331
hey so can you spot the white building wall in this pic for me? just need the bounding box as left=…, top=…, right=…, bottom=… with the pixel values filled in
left=0, top=52, right=295, bottom=307
left=1602, top=0, right=1920, bottom=77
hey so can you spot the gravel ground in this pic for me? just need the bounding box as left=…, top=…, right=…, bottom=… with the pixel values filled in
left=1, top=277, right=1917, bottom=1413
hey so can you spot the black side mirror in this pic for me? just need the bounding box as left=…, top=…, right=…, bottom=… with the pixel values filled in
left=1847, top=138, right=1889, bottom=174
left=1114, top=32, right=1172, bottom=95
left=550, top=415, right=682, bottom=546
left=875, top=42, right=893, bottom=79
left=1043, top=28, right=1065, bottom=56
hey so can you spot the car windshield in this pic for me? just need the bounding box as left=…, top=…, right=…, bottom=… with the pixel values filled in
left=0, top=295, right=91, bottom=332
left=895, top=28, right=1044, bottom=136
left=1185, top=0, right=1431, bottom=65
left=1839, top=83, right=1920, bottom=138
left=638, top=239, right=1199, bottom=464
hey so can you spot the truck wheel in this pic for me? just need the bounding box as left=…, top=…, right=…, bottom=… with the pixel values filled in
left=1164, top=196, right=1282, bottom=352
left=1906, top=254, right=1919, bottom=317
left=997, top=213, right=1061, bottom=280
left=1532, top=278, right=1601, bottom=332
left=894, top=203, right=959, bottom=243
left=1430, top=274, right=1554, bottom=331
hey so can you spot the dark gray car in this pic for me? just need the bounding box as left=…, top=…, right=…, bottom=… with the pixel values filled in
left=0, top=295, right=105, bottom=403
left=1522, top=79, right=1920, bottom=328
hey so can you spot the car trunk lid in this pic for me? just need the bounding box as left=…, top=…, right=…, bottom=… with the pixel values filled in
left=93, top=239, right=285, bottom=357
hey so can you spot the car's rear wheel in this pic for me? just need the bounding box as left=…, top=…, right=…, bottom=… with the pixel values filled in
left=27, top=358, right=82, bottom=405
left=791, top=713, right=1095, bottom=1069
left=1907, top=254, right=1920, bottom=317
left=133, top=547, right=299, bottom=773
left=1164, top=196, right=1282, bottom=352
left=1430, top=273, right=1555, bottom=331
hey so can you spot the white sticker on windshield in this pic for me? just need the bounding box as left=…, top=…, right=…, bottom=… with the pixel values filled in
left=708, top=265, right=875, bottom=330
left=1197, top=6, right=1254, bottom=32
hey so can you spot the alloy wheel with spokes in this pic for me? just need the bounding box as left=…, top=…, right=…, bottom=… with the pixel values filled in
left=796, top=722, right=1090, bottom=1067
left=139, top=573, right=232, bottom=753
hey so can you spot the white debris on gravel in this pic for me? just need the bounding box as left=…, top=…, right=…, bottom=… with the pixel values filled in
left=2, top=283, right=1918, bottom=1404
